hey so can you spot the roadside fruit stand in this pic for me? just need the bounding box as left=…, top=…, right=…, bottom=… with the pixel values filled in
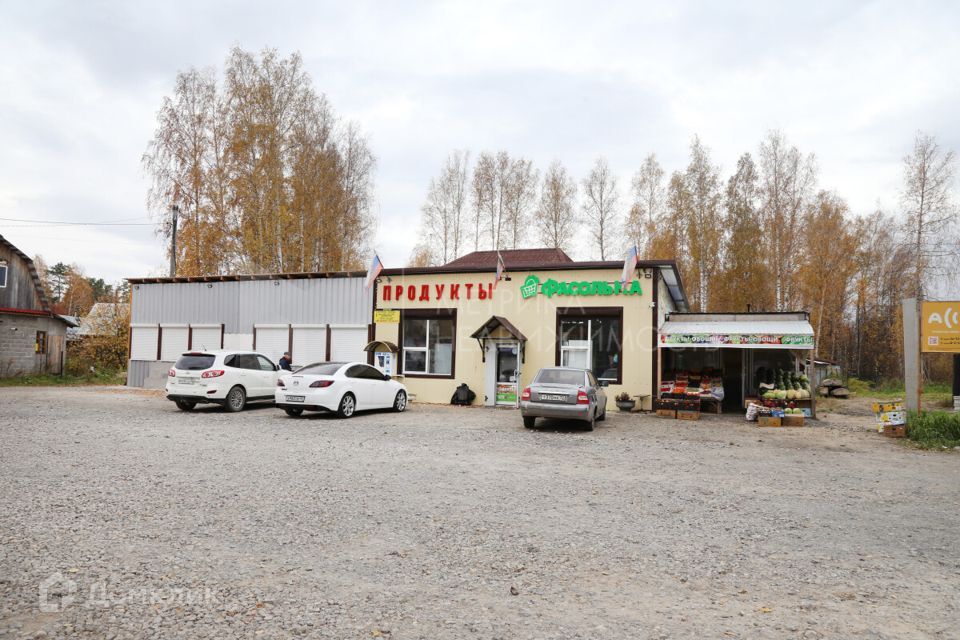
left=657, top=312, right=817, bottom=421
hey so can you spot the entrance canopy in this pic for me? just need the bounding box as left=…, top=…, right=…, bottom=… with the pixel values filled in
left=470, top=316, right=527, bottom=342
left=471, top=316, right=527, bottom=362
left=659, top=313, right=815, bottom=350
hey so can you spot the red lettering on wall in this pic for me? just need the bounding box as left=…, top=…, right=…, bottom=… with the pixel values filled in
left=435, top=284, right=445, bottom=298
left=478, top=284, right=488, bottom=300
left=419, top=285, right=430, bottom=301
left=394, top=285, right=403, bottom=300
left=382, top=286, right=392, bottom=301
left=407, top=285, right=416, bottom=300
left=450, top=284, right=460, bottom=299
left=465, top=283, right=474, bottom=299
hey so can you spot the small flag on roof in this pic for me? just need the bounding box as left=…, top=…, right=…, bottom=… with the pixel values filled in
left=620, top=244, right=639, bottom=284
left=494, top=251, right=506, bottom=288
left=365, top=252, right=383, bottom=289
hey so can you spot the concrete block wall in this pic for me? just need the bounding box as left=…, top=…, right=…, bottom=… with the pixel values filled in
left=0, top=314, right=42, bottom=376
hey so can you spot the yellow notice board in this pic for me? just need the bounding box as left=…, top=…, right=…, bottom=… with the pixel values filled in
left=921, top=301, right=960, bottom=352
left=374, top=309, right=400, bottom=323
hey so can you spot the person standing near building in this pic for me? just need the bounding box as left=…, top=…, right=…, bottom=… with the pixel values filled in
left=278, top=352, right=293, bottom=371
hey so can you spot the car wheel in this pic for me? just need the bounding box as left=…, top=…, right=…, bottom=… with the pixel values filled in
left=224, top=386, right=246, bottom=413
left=284, top=408, right=303, bottom=417
left=337, top=393, right=356, bottom=418
left=393, top=390, right=407, bottom=412
left=174, top=399, right=196, bottom=412
left=597, top=407, right=606, bottom=422
left=584, top=410, right=596, bottom=431
left=523, top=416, right=536, bottom=429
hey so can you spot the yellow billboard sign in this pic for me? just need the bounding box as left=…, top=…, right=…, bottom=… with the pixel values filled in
left=921, top=301, right=960, bottom=352
left=374, top=309, right=400, bottom=324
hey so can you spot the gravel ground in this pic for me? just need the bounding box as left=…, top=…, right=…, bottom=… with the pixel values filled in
left=1, top=386, right=958, bottom=639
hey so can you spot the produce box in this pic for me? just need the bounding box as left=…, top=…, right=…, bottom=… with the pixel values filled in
left=743, top=396, right=759, bottom=409
left=800, top=408, right=812, bottom=418
left=758, top=416, right=782, bottom=428
left=656, top=409, right=677, bottom=419
left=782, top=414, right=805, bottom=427
left=676, top=410, right=700, bottom=421
left=882, top=424, right=906, bottom=438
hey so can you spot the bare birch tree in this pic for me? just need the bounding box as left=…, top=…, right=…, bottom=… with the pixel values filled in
left=471, top=151, right=537, bottom=250
left=416, top=150, right=470, bottom=264
left=900, top=131, right=957, bottom=299
left=536, top=160, right=577, bottom=251
left=503, top=157, right=538, bottom=249
left=758, top=130, right=816, bottom=310
left=581, top=157, right=620, bottom=260
left=626, top=154, right=665, bottom=257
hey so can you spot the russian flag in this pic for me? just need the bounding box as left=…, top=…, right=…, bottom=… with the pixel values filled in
left=494, top=251, right=506, bottom=289
left=365, top=253, right=383, bottom=289
left=620, top=245, right=638, bottom=284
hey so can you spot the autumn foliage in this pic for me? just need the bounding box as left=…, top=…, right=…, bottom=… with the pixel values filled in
left=143, top=47, right=375, bottom=276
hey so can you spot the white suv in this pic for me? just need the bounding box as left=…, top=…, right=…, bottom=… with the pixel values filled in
left=165, top=350, right=281, bottom=412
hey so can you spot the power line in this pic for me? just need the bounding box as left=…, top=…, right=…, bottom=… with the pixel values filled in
left=0, top=215, right=154, bottom=226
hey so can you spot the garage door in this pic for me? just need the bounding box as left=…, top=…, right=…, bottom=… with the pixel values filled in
left=254, top=324, right=289, bottom=363
left=291, top=325, right=327, bottom=366
left=329, top=325, right=368, bottom=362
left=160, top=324, right=189, bottom=361
left=190, top=324, right=223, bottom=351
left=130, top=324, right=159, bottom=361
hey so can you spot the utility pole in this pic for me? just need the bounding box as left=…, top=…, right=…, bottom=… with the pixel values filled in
left=169, top=204, right=179, bottom=277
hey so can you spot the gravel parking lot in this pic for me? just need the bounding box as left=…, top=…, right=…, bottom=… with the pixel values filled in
left=1, top=387, right=958, bottom=639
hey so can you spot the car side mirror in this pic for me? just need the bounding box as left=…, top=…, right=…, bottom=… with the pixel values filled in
left=384, top=375, right=391, bottom=381
left=275, top=364, right=281, bottom=371
left=599, top=380, right=609, bottom=387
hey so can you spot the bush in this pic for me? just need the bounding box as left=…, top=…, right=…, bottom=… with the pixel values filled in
left=907, top=410, right=960, bottom=449
left=845, top=377, right=873, bottom=395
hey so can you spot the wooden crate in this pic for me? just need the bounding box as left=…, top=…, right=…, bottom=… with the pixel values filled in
left=656, top=409, right=677, bottom=419
left=882, top=425, right=907, bottom=438
left=782, top=414, right=805, bottom=427
left=677, top=410, right=700, bottom=421
left=758, top=416, right=782, bottom=428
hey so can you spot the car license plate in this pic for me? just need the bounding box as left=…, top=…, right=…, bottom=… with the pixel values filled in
left=540, top=394, right=566, bottom=402
left=286, top=395, right=305, bottom=402
left=178, top=378, right=197, bottom=385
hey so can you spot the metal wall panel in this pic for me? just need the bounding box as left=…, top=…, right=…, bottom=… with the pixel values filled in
left=130, top=277, right=371, bottom=332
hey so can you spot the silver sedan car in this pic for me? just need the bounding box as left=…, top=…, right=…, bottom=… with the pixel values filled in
left=519, top=367, right=608, bottom=431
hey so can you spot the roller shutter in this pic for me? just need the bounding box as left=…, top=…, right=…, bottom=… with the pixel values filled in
left=190, top=324, right=223, bottom=351
left=254, top=324, right=289, bottom=363
left=291, top=325, right=327, bottom=367
left=160, top=324, right=189, bottom=361
left=130, top=324, right=159, bottom=361
left=329, top=325, right=368, bottom=362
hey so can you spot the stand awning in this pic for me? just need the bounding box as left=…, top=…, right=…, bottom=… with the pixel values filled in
left=659, top=320, right=815, bottom=349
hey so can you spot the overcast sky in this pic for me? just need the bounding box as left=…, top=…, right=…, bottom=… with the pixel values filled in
left=1, top=0, right=957, bottom=282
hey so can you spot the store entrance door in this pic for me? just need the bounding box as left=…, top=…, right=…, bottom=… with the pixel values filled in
left=494, top=342, right=521, bottom=407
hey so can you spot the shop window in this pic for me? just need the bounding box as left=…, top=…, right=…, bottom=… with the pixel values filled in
left=36, top=331, right=48, bottom=355
left=557, top=309, right=622, bottom=383
left=401, top=310, right=455, bottom=376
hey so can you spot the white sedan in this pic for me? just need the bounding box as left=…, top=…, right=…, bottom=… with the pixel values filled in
left=275, top=361, right=408, bottom=418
